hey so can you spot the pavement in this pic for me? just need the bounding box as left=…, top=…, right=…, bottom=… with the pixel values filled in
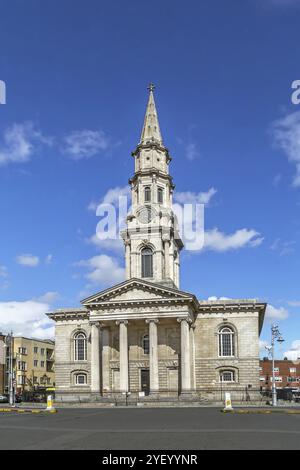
left=0, top=407, right=300, bottom=449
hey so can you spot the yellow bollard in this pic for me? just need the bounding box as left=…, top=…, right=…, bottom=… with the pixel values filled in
left=46, top=395, right=55, bottom=412
left=223, top=392, right=233, bottom=411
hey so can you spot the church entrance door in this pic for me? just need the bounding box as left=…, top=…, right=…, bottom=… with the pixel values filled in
left=141, top=369, right=150, bottom=396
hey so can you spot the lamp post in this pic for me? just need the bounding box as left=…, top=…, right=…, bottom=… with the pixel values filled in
left=4, top=332, right=14, bottom=406
left=265, top=324, right=284, bottom=407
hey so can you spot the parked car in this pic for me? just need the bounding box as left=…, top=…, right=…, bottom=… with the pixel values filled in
left=0, top=394, right=9, bottom=403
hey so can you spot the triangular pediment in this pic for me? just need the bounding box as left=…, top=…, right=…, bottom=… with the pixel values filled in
left=81, top=278, right=196, bottom=306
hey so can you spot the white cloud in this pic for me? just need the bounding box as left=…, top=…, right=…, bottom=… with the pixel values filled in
left=87, top=185, right=131, bottom=212
left=16, top=254, right=40, bottom=267
left=185, top=142, right=200, bottom=161
left=272, top=111, right=300, bottom=187
left=88, top=234, right=124, bottom=252
left=175, top=187, right=217, bottom=205
left=0, top=122, right=52, bottom=166
left=75, top=254, right=125, bottom=287
left=265, top=304, right=289, bottom=321
left=36, top=291, right=60, bottom=303
left=0, top=299, right=54, bottom=339
left=270, top=238, right=296, bottom=256
left=259, top=340, right=269, bottom=352
left=87, top=185, right=131, bottom=251
left=203, top=228, right=264, bottom=252
left=63, top=129, right=110, bottom=160
left=284, top=340, right=300, bottom=360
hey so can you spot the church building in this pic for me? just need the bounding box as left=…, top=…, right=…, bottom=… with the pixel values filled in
left=48, top=86, right=266, bottom=403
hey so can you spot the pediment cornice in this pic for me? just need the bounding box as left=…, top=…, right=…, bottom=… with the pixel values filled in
left=81, top=278, right=198, bottom=311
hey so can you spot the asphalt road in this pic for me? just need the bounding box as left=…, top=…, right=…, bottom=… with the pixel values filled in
left=0, top=407, right=299, bottom=450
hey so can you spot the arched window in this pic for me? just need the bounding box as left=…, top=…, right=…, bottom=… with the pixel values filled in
left=142, top=334, right=149, bottom=355
left=74, top=332, right=87, bottom=361
left=157, top=187, right=164, bottom=204
left=218, top=327, right=235, bottom=357
left=144, top=186, right=151, bottom=202
left=75, top=373, right=87, bottom=385
left=219, top=370, right=235, bottom=383
left=141, top=247, right=153, bottom=278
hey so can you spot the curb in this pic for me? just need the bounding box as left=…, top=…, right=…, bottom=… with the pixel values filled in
left=221, top=409, right=300, bottom=415
left=0, top=407, right=57, bottom=414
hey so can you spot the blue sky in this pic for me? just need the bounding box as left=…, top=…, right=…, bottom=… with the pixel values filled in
left=0, top=0, right=300, bottom=358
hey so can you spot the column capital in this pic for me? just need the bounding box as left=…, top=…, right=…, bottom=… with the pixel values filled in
left=145, top=318, right=159, bottom=324
left=116, top=320, right=129, bottom=326
left=177, top=317, right=192, bottom=324
left=90, top=321, right=100, bottom=327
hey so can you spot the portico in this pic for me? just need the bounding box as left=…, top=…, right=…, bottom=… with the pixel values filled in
left=85, top=278, right=198, bottom=397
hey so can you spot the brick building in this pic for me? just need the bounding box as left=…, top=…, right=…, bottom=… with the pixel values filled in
left=260, top=358, right=300, bottom=390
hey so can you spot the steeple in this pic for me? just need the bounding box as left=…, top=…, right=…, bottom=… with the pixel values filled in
left=121, top=84, right=183, bottom=289
left=140, top=83, right=163, bottom=145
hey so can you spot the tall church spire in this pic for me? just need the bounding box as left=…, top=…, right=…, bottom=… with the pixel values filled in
left=140, top=83, right=163, bottom=145
left=122, top=85, right=183, bottom=289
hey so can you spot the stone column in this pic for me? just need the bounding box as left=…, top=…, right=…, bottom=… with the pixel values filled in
left=152, top=175, right=157, bottom=203
left=163, top=237, right=170, bottom=278
left=90, top=322, right=101, bottom=394
left=146, top=319, right=159, bottom=393
left=124, top=240, right=131, bottom=279
left=101, top=327, right=110, bottom=393
left=117, top=320, right=129, bottom=392
left=178, top=318, right=191, bottom=393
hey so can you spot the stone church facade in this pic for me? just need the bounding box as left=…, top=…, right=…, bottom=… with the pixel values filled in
left=48, top=86, right=266, bottom=403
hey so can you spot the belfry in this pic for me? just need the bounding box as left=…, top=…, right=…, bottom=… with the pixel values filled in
left=48, top=86, right=266, bottom=403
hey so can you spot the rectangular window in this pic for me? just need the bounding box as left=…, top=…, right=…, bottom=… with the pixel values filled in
left=287, top=376, right=299, bottom=382
left=41, top=348, right=45, bottom=356
left=290, top=368, right=296, bottom=374
left=220, top=371, right=235, bottom=382
left=34, top=360, right=38, bottom=367
left=17, top=375, right=25, bottom=385
left=41, top=361, right=45, bottom=367
left=76, top=374, right=87, bottom=385
left=18, top=347, right=27, bottom=355
left=34, top=347, right=38, bottom=354
left=18, top=361, right=27, bottom=371
left=270, top=376, right=282, bottom=382
left=157, top=187, right=164, bottom=204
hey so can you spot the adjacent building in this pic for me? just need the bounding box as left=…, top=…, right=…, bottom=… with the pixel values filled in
left=12, top=337, right=55, bottom=394
left=48, top=86, right=266, bottom=403
left=260, top=358, right=300, bottom=390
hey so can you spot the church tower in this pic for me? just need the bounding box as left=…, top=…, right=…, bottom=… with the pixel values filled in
left=121, top=84, right=183, bottom=288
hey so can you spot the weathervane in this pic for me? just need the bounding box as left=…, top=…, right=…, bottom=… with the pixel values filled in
left=147, top=82, right=155, bottom=93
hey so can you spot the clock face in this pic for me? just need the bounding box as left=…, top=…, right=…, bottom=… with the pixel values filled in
left=137, top=206, right=157, bottom=224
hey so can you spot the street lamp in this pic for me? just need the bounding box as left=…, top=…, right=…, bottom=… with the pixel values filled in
left=265, top=324, right=284, bottom=407
left=4, top=332, right=14, bottom=406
